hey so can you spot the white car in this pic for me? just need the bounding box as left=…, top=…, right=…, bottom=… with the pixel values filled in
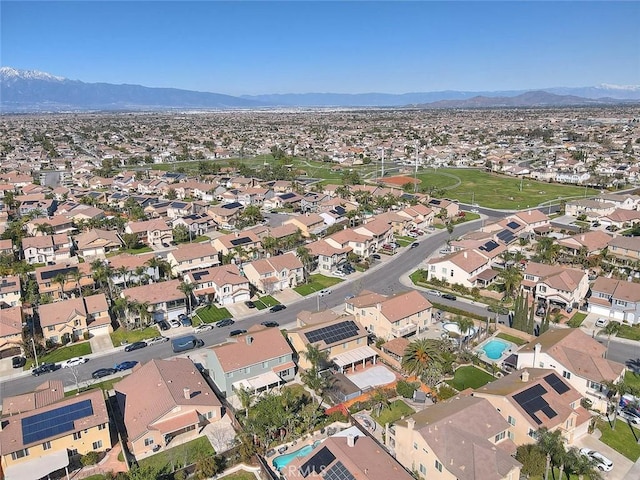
left=318, top=289, right=332, bottom=297
left=595, top=318, right=608, bottom=328
left=426, top=289, right=442, bottom=297
left=169, top=319, right=181, bottom=329
left=194, top=323, right=215, bottom=333
left=61, top=357, right=88, bottom=368
left=333, top=270, right=346, bottom=278
left=146, top=336, right=169, bottom=346
left=580, top=448, right=613, bottom=472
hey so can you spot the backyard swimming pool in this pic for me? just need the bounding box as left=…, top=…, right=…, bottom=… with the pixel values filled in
left=272, top=440, right=321, bottom=470
left=482, top=339, right=509, bottom=360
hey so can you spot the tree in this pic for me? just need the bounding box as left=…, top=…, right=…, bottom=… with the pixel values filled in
left=370, top=387, right=391, bottom=417
left=402, top=338, right=443, bottom=378
left=236, top=386, right=254, bottom=416
left=166, top=187, right=177, bottom=200
left=296, top=245, right=314, bottom=282
left=565, top=447, right=602, bottom=480
left=121, top=233, right=141, bottom=250
left=597, top=321, right=620, bottom=357
left=453, top=316, right=475, bottom=352
left=173, top=224, right=190, bottom=244
left=178, top=281, right=195, bottom=315
left=302, top=343, right=330, bottom=373
left=262, top=236, right=279, bottom=256
left=446, top=221, right=454, bottom=239
left=536, top=427, right=565, bottom=480
left=498, top=265, right=522, bottom=300
left=516, top=444, right=546, bottom=478
left=195, top=455, right=223, bottom=480
left=52, top=272, right=67, bottom=299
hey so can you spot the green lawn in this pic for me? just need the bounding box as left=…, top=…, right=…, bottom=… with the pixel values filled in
left=28, top=342, right=92, bottom=369
left=496, top=332, right=528, bottom=346
left=394, top=237, right=413, bottom=247
left=373, top=400, right=415, bottom=426
left=567, top=312, right=587, bottom=328
left=294, top=274, right=343, bottom=296
left=110, top=326, right=159, bottom=347
left=120, top=246, right=154, bottom=255
left=416, top=168, right=599, bottom=209
left=194, top=305, right=233, bottom=323
left=625, top=371, right=640, bottom=390
left=138, top=436, right=214, bottom=472
left=447, top=365, right=495, bottom=391
left=219, top=472, right=258, bottom=480
left=257, top=295, right=280, bottom=307
left=616, top=323, right=640, bottom=341
left=597, top=418, right=640, bottom=461
left=65, top=377, right=123, bottom=397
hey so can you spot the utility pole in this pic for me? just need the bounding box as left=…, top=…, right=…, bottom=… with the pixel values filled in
left=31, top=337, right=39, bottom=367
left=381, top=148, right=385, bottom=179
left=414, top=141, right=419, bottom=193
left=316, top=292, right=320, bottom=312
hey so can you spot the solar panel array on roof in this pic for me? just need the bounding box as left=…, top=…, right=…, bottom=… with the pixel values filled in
left=429, top=199, right=441, bottom=206
left=544, top=373, right=571, bottom=395
left=171, top=202, right=187, bottom=209
left=40, top=266, right=77, bottom=281
left=507, top=221, right=521, bottom=230
left=300, top=446, right=335, bottom=478
left=191, top=271, right=206, bottom=282
left=305, top=321, right=360, bottom=346
left=497, top=230, right=516, bottom=244
left=280, top=193, right=296, bottom=200
left=333, top=206, right=346, bottom=216
left=22, top=399, right=94, bottom=445
left=230, top=237, right=252, bottom=246
left=222, top=202, right=243, bottom=210
left=480, top=240, right=500, bottom=252
left=513, top=384, right=557, bottom=425
left=323, top=461, right=355, bottom=480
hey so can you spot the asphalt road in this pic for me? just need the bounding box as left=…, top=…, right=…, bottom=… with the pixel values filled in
left=1, top=217, right=637, bottom=398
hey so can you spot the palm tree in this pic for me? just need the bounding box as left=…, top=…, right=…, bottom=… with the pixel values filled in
left=401, top=338, right=443, bottom=379
left=69, top=268, right=84, bottom=299
left=117, top=265, right=129, bottom=288
left=454, top=316, right=475, bottom=352
left=52, top=272, right=67, bottom=300
left=262, top=236, right=279, bottom=257
left=236, top=386, right=254, bottom=416
left=146, top=256, right=171, bottom=279
left=370, top=387, right=390, bottom=417
left=498, top=265, right=523, bottom=300
left=302, top=343, right=330, bottom=373
left=536, top=427, right=565, bottom=480
left=296, top=245, right=314, bottom=282
left=565, top=447, right=601, bottom=480
left=597, top=321, right=620, bottom=357
left=178, top=281, right=196, bottom=315
left=536, top=237, right=561, bottom=264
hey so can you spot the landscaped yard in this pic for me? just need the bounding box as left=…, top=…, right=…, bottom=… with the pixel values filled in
left=496, top=332, right=528, bottom=346
left=566, top=312, right=587, bottom=328
left=138, top=436, right=214, bottom=473
left=219, top=472, right=258, bottom=480
left=373, top=400, right=415, bottom=426
left=616, top=323, right=640, bottom=341
left=447, top=365, right=495, bottom=391
left=625, top=370, right=640, bottom=390
left=394, top=235, right=414, bottom=247
left=110, top=326, right=159, bottom=347
left=294, top=274, right=343, bottom=296
left=597, top=418, right=640, bottom=461
left=194, top=305, right=233, bottom=324
left=65, top=377, right=124, bottom=397
left=28, top=342, right=92, bottom=369
left=254, top=295, right=280, bottom=310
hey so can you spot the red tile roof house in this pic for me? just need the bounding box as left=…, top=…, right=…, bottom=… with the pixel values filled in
left=22, top=234, right=73, bottom=265
left=242, top=252, right=304, bottom=295
left=426, top=248, right=493, bottom=289
left=0, top=275, right=22, bottom=308
left=167, top=242, right=220, bottom=277
left=121, top=279, right=187, bottom=325
left=124, top=219, right=172, bottom=247
left=38, top=293, right=111, bottom=343
left=588, top=276, right=640, bottom=325
left=184, top=264, right=250, bottom=306
left=114, top=358, right=223, bottom=459
left=305, top=239, right=351, bottom=274
left=354, top=218, right=394, bottom=249
left=0, top=306, right=23, bottom=355
left=103, top=252, right=159, bottom=289
left=520, top=262, right=589, bottom=311
left=325, top=228, right=376, bottom=259
left=74, top=228, right=124, bottom=259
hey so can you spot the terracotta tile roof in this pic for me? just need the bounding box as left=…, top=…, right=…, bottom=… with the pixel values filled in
left=75, top=228, right=123, bottom=250
left=381, top=337, right=410, bottom=357
left=105, top=252, right=155, bottom=270
left=245, top=252, right=303, bottom=275
left=38, top=294, right=108, bottom=328
left=168, top=242, right=218, bottom=263
left=2, top=380, right=65, bottom=415
left=349, top=290, right=387, bottom=308
left=186, top=264, right=247, bottom=287
left=306, top=239, right=351, bottom=257
left=380, top=291, right=432, bottom=323
left=122, top=279, right=185, bottom=305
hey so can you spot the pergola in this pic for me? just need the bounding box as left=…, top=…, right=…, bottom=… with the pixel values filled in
left=332, top=346, right=378, bottom=373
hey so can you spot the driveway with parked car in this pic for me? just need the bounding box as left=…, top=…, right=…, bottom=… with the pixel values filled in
left=574, top=429, right=633, bottom=480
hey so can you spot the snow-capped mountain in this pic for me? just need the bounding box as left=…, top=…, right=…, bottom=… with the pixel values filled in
left=0, top=66, right=66, bottom=83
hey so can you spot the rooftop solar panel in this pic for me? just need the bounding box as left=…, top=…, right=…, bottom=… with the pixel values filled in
left=544, top=373, right=571, bottom=395
left=222, top=202, right=243, bottom=210
left=40, top=266, right=77, bottom=281
left=507, top=221, right=521, bottom=230
left=305, top=321, right=361, bottom=346
left=323, top=461, right=355, bottom=480
left=22, top=399, right=94, bottom=445
left=429, top=199, right=441, bottom=206
left=191, top=271, right=206, bottom=282
left=480, top=240, right=500, bottom=252
left=280, top=193, right=295, bottom=200
left=230, top=237, right=252, bottom=246
left=513, top=384, right=557, bottom=425
left=171, top=202, right=187, bottom=209
left=497, top=230, right=516, bottom=244
left=300, top=446, right=335, bottom=478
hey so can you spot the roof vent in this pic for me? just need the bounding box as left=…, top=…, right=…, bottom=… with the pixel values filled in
left=521, top=370, right=530, bottom=382
left=347, top=434, right=356, bottom=447
left=183, top=387, right=191, bottom=399
left=246, top=336, right=254, bottom=345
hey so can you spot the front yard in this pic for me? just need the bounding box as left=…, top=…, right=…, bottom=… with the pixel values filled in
left=194, top=305, right=233, bottom=324
left=253, top=295, right=280, bottom=310
left=446, top=365, right=495, bottom=391
left=597, top=418, right=640, bottom=461
left=28, top=342, right=92, bottom=369
left=110, top=326, right=159, bottom=347
left=294, top=274, right=343, bottom=296
left=616, top=323, right=640, bottom=341
left=373, top=400, right=415, bottom=426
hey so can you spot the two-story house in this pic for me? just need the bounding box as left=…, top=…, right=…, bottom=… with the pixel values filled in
left=607, top=236, right=640, bottom=263
left=0, top=275, right=22, bottom=308
left=426, top=249, right=492, bottom=289
left=520, top=262, right=589, bottom=311
left=212, top=230, right=262, bottom=260
left=34, top=263, right=94, bottom=302
left=588, top=276, right=640, bottom=324
left=326, top=228, right=375, bottom=259
left=397, top=204, right=434, bottom=229
left=184, top=264, right=250, bottom=306
left=0, top=306, right=23, bottom=355
left=354, top=218, right=394, bottom=249
left=284, top=213, right=326, bottom=238
left=103, top=253, right=159, bottom=289
left=38, top=293, right=111, bottom=343
left=171, top=213, right=216, bottom=238
left=22, top=234, right=73, bottom=265
left=125, top=219, right=172, bottom=247
left=556, top=230, right=613, bottom=257
left=167, top=242, right=220, bottom=277
left=207, top=202, right=243, bottom=228
left=305, top=239, right=351, bottom=274
left=121, top=279, right=187, bottom=325
left=74, top=228, right=123, bottom=258
left=242, top=252, right=304, bottom=294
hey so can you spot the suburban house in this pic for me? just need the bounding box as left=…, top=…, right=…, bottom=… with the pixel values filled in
left=0, top=239, right=14, bottom=257
left=565, top=199, right=616, bottom=218
left=0, top=275, right=22, bottom=307
left=516, top=328, right=626, bottom=411
left=354, top=218, right=394, bottom=249
left=588, top=276, right=640, bottom=324
left=427, top=198, right=460, bottom=218
left=284, top=213, right=326, bottom=238
left=520, top=262, right=589, bottom=311
left=600, top=208, right=640, bottom=230
left=509, top=209, right=551, bottom=232
left=397, top=204, right=434, bottom=229
left=22, top=234, right=73, bottom=265
left=287, top=316, right=375, bottom=372
left=37, top=293, right=111, bottom=343
left=386, top=395, right=521, bottom=480
left=0, top=388, right=111, bottom=480
left=345, top=290, right=432, bottom=340
left=124, top=219, right=172, bottom=247
left=24, top=215, right=74, bottom=236
left=594, top=193, right=640, bottom=211
left=207, top=201, right=243, bottom=228
left=121, top=279, right=187, bottom=324
left=0, top=306, right=23, bottom=355
left=242, top=252, right=304, bottom=294
left=326, top=228, right=375, bottom=259
left=167, top=242, right=220, bottom=277
left=171, top=213, right=216, bottom=237
left=73, top=228, right=123, bottom=258
left=556, top=230, right=613, bottom=257
left=202, top=326, right=295, bottom=397
left=285, top=430, right=414, bottom=480
left=262, top=192, right=303, bottom=211
left=34, top=263, right=94, bottom=302
left=212, top=230, right=262, bottom=260
left=184, top=264, right=250, bottom=306
left=473, top=369, right=591, bottom=446
left=305, top=239, right=351, bottom=274
left=103, top=253, right=160, bottom=289
left=426, top=249, right=492, bottom=289
left=114, top=358, right=223, bottom=458
left=607, top=236, right=640, bottom=263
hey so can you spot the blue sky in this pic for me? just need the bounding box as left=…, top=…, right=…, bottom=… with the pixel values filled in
left=2, top=1, right=639, bottom=95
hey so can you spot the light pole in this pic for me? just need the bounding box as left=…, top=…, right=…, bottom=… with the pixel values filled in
left=317, top=292, right=320, bottom=312
left=31, top=337, right=39, bottom=367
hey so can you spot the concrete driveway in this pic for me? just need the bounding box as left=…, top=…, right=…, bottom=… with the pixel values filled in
left=574, top=431, right=633, bottom=480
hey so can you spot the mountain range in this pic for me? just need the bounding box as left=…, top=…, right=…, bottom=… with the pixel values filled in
left=2, top=66, right=639, bottom=112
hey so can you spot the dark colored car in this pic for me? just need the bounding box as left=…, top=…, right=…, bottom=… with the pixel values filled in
left=411, top=242, right=419, bottom=248
left=441, top=293, right=457, bottom=301
left=261, top=321, right=279, bottom=328
left=157, top=320, right=170, bottom=331
left=178, top=314, right=192, bottom=327
left=32, top=362, right=57, bottom=376
left=230, top=329, right=247, bottom=337
left=270, top=304, right=287, bottom=313
left=124, top=341, right=147, bottom=352
left=372, top=254, right=381, bottom=260
left=115, top=361, right=139, bottom=371
left=216, top=318, right=235, bottom=328
left=12, top=356, right=26, bottom=368
left=92, top=368, right=117, bottom=379
left=245, top=300, right=256, bottom=309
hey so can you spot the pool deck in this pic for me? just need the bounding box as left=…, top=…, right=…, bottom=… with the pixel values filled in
left=474, top=336, right=517, bottom=366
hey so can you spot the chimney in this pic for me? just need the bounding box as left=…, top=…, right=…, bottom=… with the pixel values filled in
left=533, top=342, right=541, bottom=367
left=347, top=434, right=356, bottom=447
left=407, top=418, right=415, bottom=430
left=580, top=235, right=585, bottom=242
left=246, top=336, right=253, bottom=345
left=235, top=232, right=239, bottom=237
left=183, top=387, right=191, bottom=399
left=376, top=303, right=381, bottom=311
left=463, top=251, right=468, bottom=258
left=521, top=370, right=530, bottom=383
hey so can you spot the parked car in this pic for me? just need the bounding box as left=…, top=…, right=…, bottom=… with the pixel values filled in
left=171, top=335, right=204, bottom=353
left=61, top=357, right=88, bottom=368
left=410, top=242, right=419, bottom=248
left=170, top=319, right=182, bottom=328
left=32, top=362, right=58, bottom=376
left=12, top=356, right=26, bottom=368
left=178, top=313, right=192, bottom=327
left=618, top=408, right=640, bottom=425
left=124, top=341, right=147, bottom=352
left=115, top=360, right=139, bottom=372
left=426, top=289, right=441, bottom=297
left=441, top=293, right=457, bottom=301
left=372, top=254, right=381, bottom=260
left=270, top=304, right=287, bottom=313
left=230, top=329, right=247, bottom=337
left=146, top=336, right=169, bottom=346
left=157, top=320, right=170, bottom=331
left=318, top=289, right=332, bottom=297
left=216, top=318, right=235, bottom=328
left=334, top=270, right=346, bottom=277
left=261, top=321, right=279, bottom=328
left=595, top=317, right=608, bottom=328
left=345, top=294, right=355, bottom=300
left=579, top=448, right=613, bottom=472
left=244, top=300, right=256, bottom=309
left=194, top=323, right=215, bottom=333
left=92, top=368, right=117, bottom=379
left=408, top=232, right=418, bottom=238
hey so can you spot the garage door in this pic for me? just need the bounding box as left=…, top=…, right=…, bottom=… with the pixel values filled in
left=589, top=304, right=610, bottom=317
left=89, top=325, right=111, bottom=336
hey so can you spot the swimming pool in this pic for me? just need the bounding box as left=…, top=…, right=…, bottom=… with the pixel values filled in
left=482, top=339, right=509, bottom=360
left=272, top=440, right=321, bottom=470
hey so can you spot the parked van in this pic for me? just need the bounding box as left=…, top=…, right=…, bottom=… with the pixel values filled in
left=171, top=335, right=204, bottom=353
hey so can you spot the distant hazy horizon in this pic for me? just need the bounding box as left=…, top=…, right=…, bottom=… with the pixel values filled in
left=2, top=1, right=639, bottom=96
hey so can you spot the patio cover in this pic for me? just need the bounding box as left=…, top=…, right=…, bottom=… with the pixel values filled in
left=4, top=449, right=69, bottom=480
left=332, top=346, right=377, bottom=368
left=232, top=370, right=281, bottom=391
